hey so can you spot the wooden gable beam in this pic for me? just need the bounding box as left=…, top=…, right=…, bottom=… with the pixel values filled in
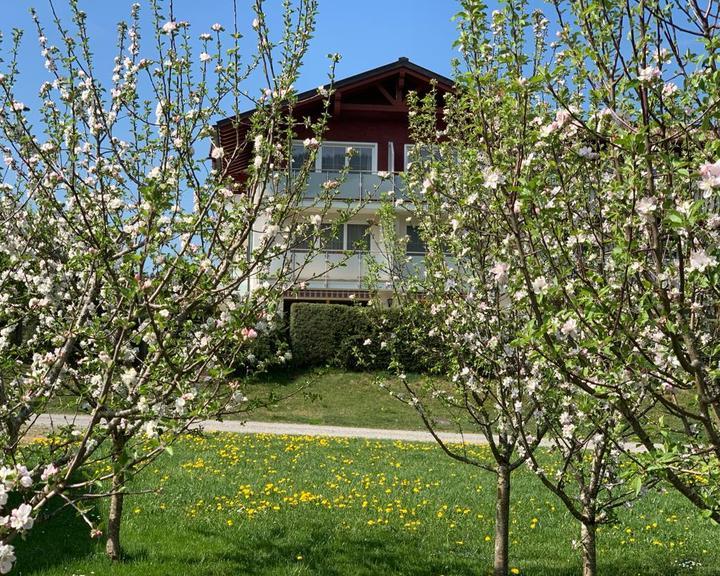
left=342, top=103, right=408, bottom=113
left=376, top=83, right=397, bottom=105
left=396, top=70, right=405, bottom=103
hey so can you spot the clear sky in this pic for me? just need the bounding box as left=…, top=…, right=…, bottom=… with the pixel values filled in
left=2, top=0, right=463, bottom=112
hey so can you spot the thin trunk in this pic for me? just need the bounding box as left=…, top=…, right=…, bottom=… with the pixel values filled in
left=580, top=521, right=597, bottom=576
left=494, top=462, right=511, bottom=576
left=106, top=434, right=127, bottom=561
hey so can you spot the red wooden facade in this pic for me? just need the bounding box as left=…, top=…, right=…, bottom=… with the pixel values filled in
left=215, top=57, right=453, bottom=180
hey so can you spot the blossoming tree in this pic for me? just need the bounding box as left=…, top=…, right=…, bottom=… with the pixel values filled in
left=508, top=0, right=720, bottom=524
left=375, top=3, right=555, bottom=574
left=0, top=0, right=344, bottom=568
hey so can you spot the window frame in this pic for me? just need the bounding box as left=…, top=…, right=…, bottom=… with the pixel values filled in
left=291, top=222, right=371, bottom=254
left=405, top=224, right=427, bottom=255
left=292, top=140, right=377, bottom=173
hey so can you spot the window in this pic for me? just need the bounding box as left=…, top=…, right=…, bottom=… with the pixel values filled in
left=346, top=224, right=370, bottom=252
left=321, top=145, right=348, bottom=171
left=406, top=225, right=426, bottom=254
left=403, top=143, right=447, bottom=170
left=292, top=141, right=376, bottom=173
left=293, top=223, right=370, bottom=253
left=291, top=143, right=311, bottom=170
left=320, top=224, right=345, bottom=251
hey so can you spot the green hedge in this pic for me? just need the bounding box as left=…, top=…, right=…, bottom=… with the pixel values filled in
left=289, top=303, right=369, bottom=367
left=288, top=302, right=448, bottom=373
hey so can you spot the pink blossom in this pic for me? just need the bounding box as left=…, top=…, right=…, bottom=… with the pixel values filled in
left=490, top=261, right=510, bottom=284
left=241, top=327, right=258, bottom=340
left=699, top=160, right=720, bottom=191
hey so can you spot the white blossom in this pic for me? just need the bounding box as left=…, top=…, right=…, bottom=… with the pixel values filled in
left=531, top=276, right=549, bottom=295
left=0, top=543, right=15, bottom=574
left=638, top=66, right=661, bottom=83
left=636, top=197, right=657, bottom=218
left=9, top=504, right=33, bottom=531
left=161, top=21, right=178, bottom=34
left=688, top=249, right=717, bottom=273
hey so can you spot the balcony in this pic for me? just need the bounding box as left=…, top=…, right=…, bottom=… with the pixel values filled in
left=276, top=171, right=407, bottom=202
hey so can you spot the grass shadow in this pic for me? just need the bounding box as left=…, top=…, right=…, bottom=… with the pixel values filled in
left=15, top=496, right=100, bottom=573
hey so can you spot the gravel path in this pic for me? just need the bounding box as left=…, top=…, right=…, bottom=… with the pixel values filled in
left=33, top=414, right=650, bottom=452
left=34, top=413, right=490, bottom=444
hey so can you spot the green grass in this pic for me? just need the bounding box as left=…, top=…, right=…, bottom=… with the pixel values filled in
left=239, top=369, right=463, bottom=431
left=49, top=369, right=458, bottom=432
left=17, top=432, right=720, bottom=575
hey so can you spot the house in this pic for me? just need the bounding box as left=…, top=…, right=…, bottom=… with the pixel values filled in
left=215, top=57, right=453, bottom=314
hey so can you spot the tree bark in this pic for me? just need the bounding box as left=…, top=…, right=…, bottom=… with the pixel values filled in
left=494, top=462, right=511, bottom=576
left=580, top=520, right=597, bottom=576
left=105, top=434, right=127, bottom=561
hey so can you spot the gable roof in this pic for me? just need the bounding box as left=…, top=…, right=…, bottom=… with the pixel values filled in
left=216, top=57, right=454, bottom=126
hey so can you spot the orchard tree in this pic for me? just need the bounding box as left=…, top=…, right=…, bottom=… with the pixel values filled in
left=375, top=3, right=553, bottom=574
left=505, top=0, right=720, bottom=522
left=513, top=373, right=644, bottom=576
left=0, top=0, right=346, bottom=568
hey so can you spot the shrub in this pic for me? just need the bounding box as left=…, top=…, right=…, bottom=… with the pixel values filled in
left=288, top=302, right=450, bottom=374
left=289, top=303, right=370, bottom=367
left=233, top=319, right=292, bottom=375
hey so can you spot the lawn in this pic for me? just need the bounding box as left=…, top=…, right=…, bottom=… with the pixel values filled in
left=17, top=432, right=720, bottom=575
left=239, top=369, right=466, bottom=431
left=49, top=369, right=452, bottom=431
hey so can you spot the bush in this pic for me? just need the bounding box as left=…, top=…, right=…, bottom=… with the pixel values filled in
left=233, top=319, right=292, bottom=375
left=288, top=302, right=450, bottom=374
left=289, top=303, right=370, bottom=367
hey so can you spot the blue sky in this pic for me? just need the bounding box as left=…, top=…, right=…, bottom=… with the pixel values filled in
left=3, top=0, right=463, bottom=111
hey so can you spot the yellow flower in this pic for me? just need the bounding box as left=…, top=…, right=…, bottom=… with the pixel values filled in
left=510, top=568, right=521, bottom=575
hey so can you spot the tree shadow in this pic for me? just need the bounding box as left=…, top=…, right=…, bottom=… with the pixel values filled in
left=15, top=497, right=100, bottom=573
left=170, top=522, right=707, bottom=576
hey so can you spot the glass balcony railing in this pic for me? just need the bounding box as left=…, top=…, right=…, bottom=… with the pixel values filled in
left=277, top=171, right=407, bottom=202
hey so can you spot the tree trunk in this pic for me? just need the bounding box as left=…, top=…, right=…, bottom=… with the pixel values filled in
left=580, top=520, right=597, bottom=576
left=106, top=434, right=127, bottom=561
left=494, top=462, right=511, bottom=576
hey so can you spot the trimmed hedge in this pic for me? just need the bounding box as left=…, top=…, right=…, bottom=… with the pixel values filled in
left=288, top=302, right=448, bottom=373
left=289, top=303, right=369, bottom=367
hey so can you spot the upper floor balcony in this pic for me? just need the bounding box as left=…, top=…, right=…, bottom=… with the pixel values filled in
left=277, top=171, right=407, bottom=203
